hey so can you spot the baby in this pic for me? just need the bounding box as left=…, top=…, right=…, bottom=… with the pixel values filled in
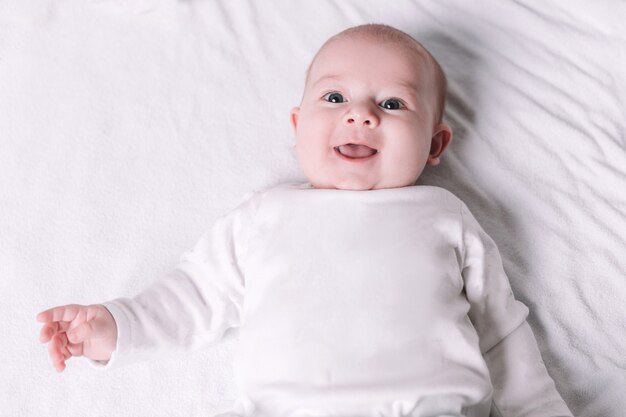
left=37, top=24, right=573, bottom=417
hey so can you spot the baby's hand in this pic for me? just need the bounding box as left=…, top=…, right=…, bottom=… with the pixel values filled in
left=36, top=304, right=117, bottom=372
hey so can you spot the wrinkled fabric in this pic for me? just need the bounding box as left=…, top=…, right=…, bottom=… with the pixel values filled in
left=100, top=183, right=570, bottom=417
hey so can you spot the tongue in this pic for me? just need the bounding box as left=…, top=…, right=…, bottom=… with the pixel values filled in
left=339, top=144, right=376, bottom=158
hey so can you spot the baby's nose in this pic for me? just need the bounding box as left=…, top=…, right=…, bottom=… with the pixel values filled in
left=343, top=107, right=379, bottom=128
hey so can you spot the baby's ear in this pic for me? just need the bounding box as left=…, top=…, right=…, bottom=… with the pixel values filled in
left=427, top=123, right=453, bottom=166
left=290, top=107, right=300, bottom=131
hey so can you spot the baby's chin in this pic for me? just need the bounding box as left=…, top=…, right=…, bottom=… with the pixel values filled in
left=309, top=177, right=415, bottom=191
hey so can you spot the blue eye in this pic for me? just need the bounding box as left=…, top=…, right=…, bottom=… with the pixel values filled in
left=380, top=99, right=403, bottom=110
left=324, top=92, right=345, bottom=103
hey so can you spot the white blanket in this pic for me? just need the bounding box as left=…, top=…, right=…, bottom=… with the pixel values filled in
left=1, top=1, right=624, bottom=416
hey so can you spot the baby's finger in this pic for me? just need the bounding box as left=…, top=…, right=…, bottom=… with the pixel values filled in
left=54, top=360, right=66, bottom=373
left=48, top=333, right=67, bottom=359
left=67, top=321, right=93, bottom=344
left=39, top=322, right=59, bottom=343
left=36, top=308, right=59, bottom=323
left=37, top=305, right=83, bottom=324
left=48, top=333, right=62, bottom=357
left=50, top=335, right=70, bottom=373
left=57, top=338, right=73, bottom=373
left=66, top=340, right=84, bottom=357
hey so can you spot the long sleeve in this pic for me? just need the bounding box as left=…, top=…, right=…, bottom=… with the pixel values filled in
left=485, top=322, right=573, bottom=417
left=460, top=202, right=572, bottom=417
left=92, top=190, right=262, bottom=369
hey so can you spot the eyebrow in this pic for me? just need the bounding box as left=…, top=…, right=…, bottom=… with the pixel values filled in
left=311, top=74, right=421, bottom=95
left=311, top=74, right=342, bottom=88
left=394, top=80, right=421, bottom=95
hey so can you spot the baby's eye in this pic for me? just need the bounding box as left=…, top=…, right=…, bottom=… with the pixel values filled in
left=380, top=99, right=404, bottom=110
left=323, top=92, right=346, bottom=103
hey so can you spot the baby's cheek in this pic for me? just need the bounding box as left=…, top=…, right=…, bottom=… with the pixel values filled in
left=391, top=141, right=422, bottom=165
left=295, top=139, right=325, bottom=180
left=386, top=145, right=426, bottom=182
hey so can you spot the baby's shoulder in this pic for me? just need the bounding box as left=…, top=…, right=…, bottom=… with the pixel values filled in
left=229, top=182, right=302, bottom=214
left=412, top=185, right=465, bottom=211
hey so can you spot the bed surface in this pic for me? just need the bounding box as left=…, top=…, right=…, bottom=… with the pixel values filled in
left=1, top=1, right=625, bottom=416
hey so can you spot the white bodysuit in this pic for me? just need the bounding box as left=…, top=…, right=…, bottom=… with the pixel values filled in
left=97, top=183, right=573, bottom=417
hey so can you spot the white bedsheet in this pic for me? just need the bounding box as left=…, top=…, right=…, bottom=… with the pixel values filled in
left=1, top=1, right=625, bottom=416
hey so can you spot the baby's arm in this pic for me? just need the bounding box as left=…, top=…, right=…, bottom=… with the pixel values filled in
left=36, top=191, right=258, bottom=371
left=459, top=202, right=573, bottom=416
left=37, top=236, right=243, bottom=371
left=36, top=304, right=117, bottom=372
left=484, top=321, right=572, bottom=417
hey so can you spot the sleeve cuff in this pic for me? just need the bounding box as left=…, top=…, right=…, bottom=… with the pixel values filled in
left=86, top=299, right=133, bottom=370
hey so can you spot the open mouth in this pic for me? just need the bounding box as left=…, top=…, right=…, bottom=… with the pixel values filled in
left=334, top=143, right=378, bottom=162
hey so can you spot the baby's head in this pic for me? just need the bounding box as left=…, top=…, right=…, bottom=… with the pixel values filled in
left=291, top=24, right=453, bottom=190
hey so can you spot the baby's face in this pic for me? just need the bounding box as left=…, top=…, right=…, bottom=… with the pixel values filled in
left=291, top=36, right=451, bottom=190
